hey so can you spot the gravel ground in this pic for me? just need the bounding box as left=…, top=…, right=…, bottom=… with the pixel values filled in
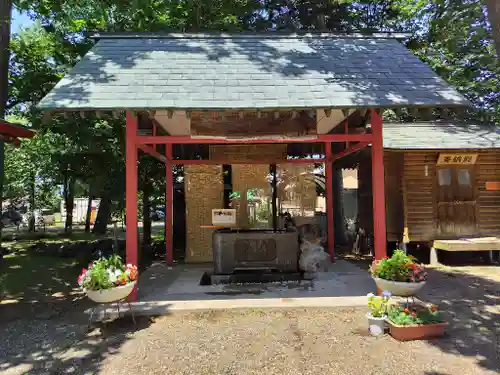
left=1, top=265, right=499, bottom=375
left=87, top=307, right=499, bottom=375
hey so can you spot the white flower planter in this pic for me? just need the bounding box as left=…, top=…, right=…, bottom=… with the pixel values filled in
left=86, top=281, right=136, bottom=303
left=366, top=313, right=386, bottom=336
left=372, top=277, right=425, bottom=297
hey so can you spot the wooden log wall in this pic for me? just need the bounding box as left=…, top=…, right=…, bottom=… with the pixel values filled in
left=346, top=149, right=500, bottom=244
left=402, top=152, right=437, bottom=242
left=357, top=150, right=404, bottom=242
left=385, top=152, right=404, bottom=241
left=476, top=150, right=500, bottom=235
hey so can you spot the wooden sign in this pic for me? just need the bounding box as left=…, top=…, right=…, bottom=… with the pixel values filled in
left=212, top=209, right=236, bottom=226
left=209, top=144, right=287, bottom=163
left=485, top=182, right=500, bottom=191
left=437, top=153, right=478, bottom=166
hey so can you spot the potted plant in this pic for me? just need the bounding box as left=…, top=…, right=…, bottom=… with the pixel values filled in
left=369, top=250, right=427, bottom=296
left=387, top=303, right=448, bottom=341
left=366, top=291, right=392, bottom=336
left=77, top=255, right=138, bottom=303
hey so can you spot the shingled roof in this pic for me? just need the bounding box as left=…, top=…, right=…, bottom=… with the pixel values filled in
left=38, top=33, right=469, bottom=111
left=383, top=122, right=500, bottom=150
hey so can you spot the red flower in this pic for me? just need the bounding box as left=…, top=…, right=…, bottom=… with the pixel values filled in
left=403, top=308, right=409, bottom=314
left=430, top=305, right=438, bottom=312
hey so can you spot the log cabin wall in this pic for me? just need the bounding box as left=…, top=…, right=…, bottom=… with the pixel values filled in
left=475, top=150, right=500, bottom=235
left=402, top=152, right=437, bottom=242
left=385, top=152, right=404, bottom=242
left=402, top=149, right=500, bottom=242
left=357, top=150, right=404, bottom=242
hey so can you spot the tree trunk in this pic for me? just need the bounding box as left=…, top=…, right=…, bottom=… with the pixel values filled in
left=0, top=0, right=12, bottom=243
left=28, top=173, right=35, bottom=232
left=64, top=177, right=75, bottom=233
left=0, top=0, right=10, bottom=116
left=332, top=168, right=348, bottom=246
left=486, top=0, right=500, bottom=58
left=84, top=185, right=92, bottom=233
left=92, top=194, right=112, bottom=234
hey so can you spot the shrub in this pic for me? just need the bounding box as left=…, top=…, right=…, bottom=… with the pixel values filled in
left=370, top=250, right=427, bottom=282
left=388, top=304, right=444, bottom=326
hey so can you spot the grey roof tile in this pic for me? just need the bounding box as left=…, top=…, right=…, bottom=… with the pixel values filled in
left=38, top=35, right=470, bottom=110
left=383, top=122, right=500, bottom=149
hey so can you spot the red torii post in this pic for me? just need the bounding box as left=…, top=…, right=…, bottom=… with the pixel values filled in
left=125, top=112, right=139, bottom=300
left=165, top=144, right=173, bottom=266
left=370, top=109, right=387, bottom=261
left=324, top=141, right=335, bottom=262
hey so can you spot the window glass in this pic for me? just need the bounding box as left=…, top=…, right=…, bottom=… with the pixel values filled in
left=457, top=169, right=471, bottom=186
left=438, top=168, right=452, bottom=186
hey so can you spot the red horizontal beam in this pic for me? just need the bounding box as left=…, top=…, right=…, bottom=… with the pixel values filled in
left=138, top=144, right=168, bottom=163
left=136, top=134, right=372, bottom=145
left=331, top=142, right=370, bottom=162
left=171, top=158, right=325, bottom=165
left=0, top=120, right=35, bottom=139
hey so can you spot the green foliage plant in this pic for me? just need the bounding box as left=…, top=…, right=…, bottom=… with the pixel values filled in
left=367, top=291, right=392, bottom=318
left=369, top=250, right=427, bottom=283
left=77, top=254, right=138, bottom=291
left=388, top=304, right=444, bottom=326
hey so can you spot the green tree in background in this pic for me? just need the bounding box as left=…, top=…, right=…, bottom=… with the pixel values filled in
left=1, top=0, right=497, bottom=237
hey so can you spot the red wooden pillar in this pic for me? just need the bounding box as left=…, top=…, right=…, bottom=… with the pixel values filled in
left=370, top=109, right=387, bottom=260
left=165, top=144, right=174, bottom=266
left=325, top=142, right=335, bottom=261
left=125, top=111, right=139, bottom=300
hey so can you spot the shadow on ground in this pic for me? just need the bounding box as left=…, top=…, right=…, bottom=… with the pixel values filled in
left=0, top=313, right=157, bottom=374
left=342, top=251, right=499, bottom=372
left=0, top=249, right=90, bottom=322
left=420, top=266, right=500, bottom=373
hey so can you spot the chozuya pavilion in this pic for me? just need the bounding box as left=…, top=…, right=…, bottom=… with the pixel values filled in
left=37, top=33, right=469, bottom=299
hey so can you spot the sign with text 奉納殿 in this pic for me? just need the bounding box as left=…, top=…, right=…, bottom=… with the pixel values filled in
left=436, top=153, right=478, bottom=166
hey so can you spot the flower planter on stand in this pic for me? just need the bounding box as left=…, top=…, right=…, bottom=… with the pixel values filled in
left=388, top=321, right=448, bottom=341
left=366, top=313, right=386, bottom=336
left=86, top=281, right=137, bottom=303
left=372, top=277, right=425, bottom=297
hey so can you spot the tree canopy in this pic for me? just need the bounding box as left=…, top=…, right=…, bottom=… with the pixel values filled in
left=1, top=0, right=498, bottom=233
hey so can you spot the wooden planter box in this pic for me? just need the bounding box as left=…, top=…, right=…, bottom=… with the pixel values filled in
left=388, top=321, right=448, bottom=341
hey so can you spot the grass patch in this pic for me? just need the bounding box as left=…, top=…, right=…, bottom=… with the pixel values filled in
left=0, top=233, right=101, bottom=304
left=0, top=250, right=81, bottom=302
left=3, top=230, right=105, bottom=243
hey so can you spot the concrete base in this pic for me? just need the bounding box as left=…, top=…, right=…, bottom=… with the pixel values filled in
left=83, top=260, right=374, bottom=317
left=430, top=247, right=440, bottom=265
left=210, top=272, right=303, bottom=285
